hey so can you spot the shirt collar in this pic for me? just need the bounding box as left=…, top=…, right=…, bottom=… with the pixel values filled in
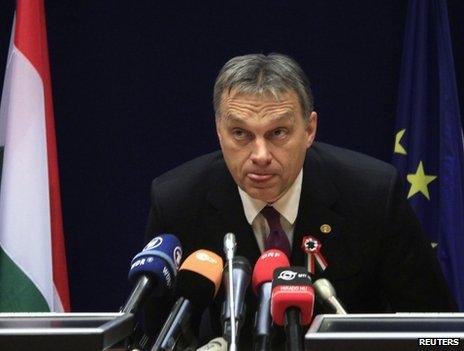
left=238, top=169, right=303, bottom=225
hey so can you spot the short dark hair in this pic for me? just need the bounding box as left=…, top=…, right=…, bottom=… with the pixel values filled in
left=213, top=53, right=314, bottom=119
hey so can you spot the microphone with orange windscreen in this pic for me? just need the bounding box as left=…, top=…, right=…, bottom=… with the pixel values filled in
left=152, top=249, right=223, bottom=351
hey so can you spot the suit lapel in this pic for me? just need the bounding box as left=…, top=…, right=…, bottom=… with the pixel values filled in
left=292, top=146, right=360, bottom=281
left=205, top=156, right=261, bottom=264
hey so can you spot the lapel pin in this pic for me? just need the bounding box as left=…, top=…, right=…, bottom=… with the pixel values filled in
left=320, top=224, right=331, bottom=234
left=301, top=235, right=328, bottom=275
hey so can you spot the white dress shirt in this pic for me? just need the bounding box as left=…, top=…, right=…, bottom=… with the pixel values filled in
left=238, top=170, right=303, bottom=253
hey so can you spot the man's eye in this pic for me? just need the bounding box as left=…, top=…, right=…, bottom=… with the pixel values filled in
left=272, top=128, right=287, bottom=138
left=232, top=129, right=247, bottom=140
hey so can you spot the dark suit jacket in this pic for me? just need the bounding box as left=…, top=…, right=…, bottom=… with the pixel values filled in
left=144, top=142, right=455, bottom=345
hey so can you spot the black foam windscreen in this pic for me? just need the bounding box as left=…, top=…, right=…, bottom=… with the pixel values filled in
left=175, top=270, right=217, bottom=310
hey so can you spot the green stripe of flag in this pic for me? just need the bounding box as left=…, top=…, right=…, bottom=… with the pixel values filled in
left=0, top=246, right=49, bottom=311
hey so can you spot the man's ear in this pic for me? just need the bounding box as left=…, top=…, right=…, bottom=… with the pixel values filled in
left=305, top=111, right=318, bottom=148
left=215, top=115, right=223, bottom=142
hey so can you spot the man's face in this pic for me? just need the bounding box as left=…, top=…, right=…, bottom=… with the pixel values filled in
left=216, top=90, right=317, bottom=203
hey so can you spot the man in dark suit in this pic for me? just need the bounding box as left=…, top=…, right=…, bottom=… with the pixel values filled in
left=144, top=53, right=455, bottom=346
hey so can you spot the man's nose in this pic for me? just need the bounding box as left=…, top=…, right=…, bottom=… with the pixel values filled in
left=250, top=138, right=272, bottom=165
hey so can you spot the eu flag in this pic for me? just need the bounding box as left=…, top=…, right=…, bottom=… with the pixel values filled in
left=392, top=0, right=464, bottom=310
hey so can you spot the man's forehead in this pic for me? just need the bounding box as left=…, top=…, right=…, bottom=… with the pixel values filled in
left=220, top=89, right=300, bottom=116
left=225, top=112, right=295, bottom=124
left=222, top=88, right=297, bottom=104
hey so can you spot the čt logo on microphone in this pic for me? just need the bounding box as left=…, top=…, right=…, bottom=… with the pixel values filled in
left=278, top=270, right=297, bottom=280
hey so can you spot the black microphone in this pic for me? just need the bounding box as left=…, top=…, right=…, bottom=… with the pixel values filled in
left=313, top=278, right=347, bottom=314
left=251, top=250, right=290, bottom=351
left=122, top=234, right=182, bottom=314
left=221, top=256, right=251, bottom=344
left=152, top=250, right=223, bottom=351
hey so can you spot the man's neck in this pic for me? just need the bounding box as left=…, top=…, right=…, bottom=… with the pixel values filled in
left=238, top=170, right=303, bottom=225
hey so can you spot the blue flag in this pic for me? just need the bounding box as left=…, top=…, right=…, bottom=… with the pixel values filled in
left=392, top=0, right=464, bottom=310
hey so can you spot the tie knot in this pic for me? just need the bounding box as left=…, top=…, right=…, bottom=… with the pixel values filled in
left=261, top=206, right=281, bottom=228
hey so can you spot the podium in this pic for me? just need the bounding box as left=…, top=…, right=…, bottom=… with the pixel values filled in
left=0, top=312, right=134, bottom=351
left=305, top=313, right=464, bottom=351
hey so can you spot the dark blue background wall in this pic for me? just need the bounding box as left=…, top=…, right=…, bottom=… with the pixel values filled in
left=0, top=1, right=463, bottom=312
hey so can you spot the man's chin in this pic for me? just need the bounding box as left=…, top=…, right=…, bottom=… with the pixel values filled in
left=245, top=187, right=281, bottom=203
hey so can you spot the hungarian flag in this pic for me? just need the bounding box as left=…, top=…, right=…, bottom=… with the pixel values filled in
left=0, top=0, right=70, bottom=312
left=392, top=0, right=464, bottom=310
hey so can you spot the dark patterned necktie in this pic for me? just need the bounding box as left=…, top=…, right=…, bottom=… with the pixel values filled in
left=261, top=206, right=291, bottom=258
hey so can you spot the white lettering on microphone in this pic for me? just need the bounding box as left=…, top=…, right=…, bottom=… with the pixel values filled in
left=279, top=286, right=310, bottom=292
left=196, top=252, right=217, bottom=264
left=163, top=266, right=172, bottom=288
left=173, top=246, right=182, bottom=268
left=262, top=251, right=281, bottom=259
left=131, top=258, right=146, bottom=269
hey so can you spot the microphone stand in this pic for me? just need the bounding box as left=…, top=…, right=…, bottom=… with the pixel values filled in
left=284, top=307, right=303, bottom=351
left=227, top=263, right=237, bottom=351
left=253, top=283, right=272, bottom=351
left=151, top=298, right=197, bottom=351
left=224, top=233, right=237, bottom=351
left=121, top=276, right=151, bottom=313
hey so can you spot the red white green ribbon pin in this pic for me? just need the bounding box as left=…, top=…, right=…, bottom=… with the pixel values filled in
left=301, top=235, right=328, bottom=274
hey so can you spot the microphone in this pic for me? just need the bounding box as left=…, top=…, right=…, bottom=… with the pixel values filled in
left=196, top=337, right=228, bottom=351
left=122, top=234, right=182, bottom=313
left=223, top=233, right=238, bottom=351
left=152, top=249, right=223, bottom=351
left=223, top=233, right=237, bottom=260
left=221, top=256, right=251, bottom=344
left=251, top=249, right=290, bottom=351
left=313, top=278, right=347, bottom=314
left=271, top=267, right=315, bottom=351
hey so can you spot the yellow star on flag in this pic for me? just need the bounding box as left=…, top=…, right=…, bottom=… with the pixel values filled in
left=406, top=161, right=437, bottom=200
left=394, top=129, right=407, bottom=155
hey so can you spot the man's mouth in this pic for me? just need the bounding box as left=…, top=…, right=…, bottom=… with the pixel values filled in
left=247, top=173, right=274, bottom=182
